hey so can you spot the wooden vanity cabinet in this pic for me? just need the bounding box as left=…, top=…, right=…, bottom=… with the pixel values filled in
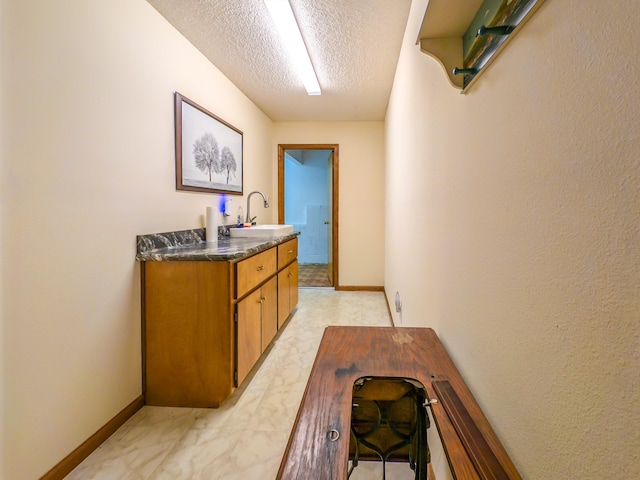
left=142, top=236, right=298, bottom=408
left=277, top=238, right=299, bottom=328
left=277, top=238, right=298, bottom=270
left=236, top=247, right=276, bottom=299
left=144, top=260, right=234, bottom=408
left=236, top=276, right=277, bottom=385
left=278, top=260, right=298, bottom=329
left=260, top=277, right=278, bottom=350
left=235, top=247, right=278, bottom=385
left=236, top=287, right=262, bottom=389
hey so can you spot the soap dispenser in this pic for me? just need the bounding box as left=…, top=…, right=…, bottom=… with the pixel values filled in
left=221, top=197, right=232, bottom=219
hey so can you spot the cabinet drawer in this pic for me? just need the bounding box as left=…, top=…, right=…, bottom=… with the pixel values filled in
left=236, top=247, right=277, bottom=298
left=278, top=238, right=298, bottom=270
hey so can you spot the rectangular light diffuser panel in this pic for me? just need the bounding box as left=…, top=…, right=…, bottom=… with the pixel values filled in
left=264, top=0, right=321, bottom=95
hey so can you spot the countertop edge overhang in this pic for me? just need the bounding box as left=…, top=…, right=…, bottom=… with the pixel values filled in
left=136, top=231, right=299, bottom=262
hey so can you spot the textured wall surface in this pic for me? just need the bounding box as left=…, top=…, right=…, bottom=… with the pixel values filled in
left=385, top=0, right=640, bottom=478
left=1, top=0, right=273, bottom=478
left=274, top=121, right=385, bottom=287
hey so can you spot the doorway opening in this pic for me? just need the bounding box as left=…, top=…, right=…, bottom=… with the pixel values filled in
left=278, top=144, right=338, bottom=289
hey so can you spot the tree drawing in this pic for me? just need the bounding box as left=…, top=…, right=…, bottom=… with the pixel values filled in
left=192, top=132, right=220, bottom=181
left=220, top=146, right=237, bottom=184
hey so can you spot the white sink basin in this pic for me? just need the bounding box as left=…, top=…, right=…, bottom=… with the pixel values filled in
left=229, top=224, right=294, bottom=238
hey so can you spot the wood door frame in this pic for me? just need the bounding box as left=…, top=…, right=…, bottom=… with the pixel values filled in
left=278, top=144, right=339, bottom=289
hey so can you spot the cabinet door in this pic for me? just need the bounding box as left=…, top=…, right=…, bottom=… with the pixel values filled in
left=277, top=260, right=299, bottom=329
left=277, top=268, right=289, bottom=330
left=261, top=276, right=278, bottom=351
left=289, top=260, right=299, bottom=312
left=236, top=288, right=262, bottom=385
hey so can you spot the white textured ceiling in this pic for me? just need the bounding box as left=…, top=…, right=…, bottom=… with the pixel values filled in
left=146, top=0, right=412, bottom=121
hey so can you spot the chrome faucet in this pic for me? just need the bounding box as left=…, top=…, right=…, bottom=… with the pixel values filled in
left=246, top=191, right=269, bottom=224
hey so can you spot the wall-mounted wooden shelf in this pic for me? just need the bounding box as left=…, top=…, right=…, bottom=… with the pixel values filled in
left=416, top=0, right=546, bottom=93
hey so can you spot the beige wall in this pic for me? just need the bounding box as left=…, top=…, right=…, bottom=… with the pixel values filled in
left=273, top=122, right=385, bottom=287
left=0, top=0, right=6, bottom=468
left=1, top=0, right=273, bottom=478
left=4, top=0, right=637, bottom=477
left=386, top=0, right=640, bottom=478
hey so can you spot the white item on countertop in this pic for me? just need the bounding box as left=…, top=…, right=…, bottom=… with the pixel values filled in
left=206, top=206, right=219, bottom=244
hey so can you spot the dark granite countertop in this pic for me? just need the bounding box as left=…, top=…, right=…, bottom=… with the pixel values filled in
left=136, top=227, right=299, bottom=262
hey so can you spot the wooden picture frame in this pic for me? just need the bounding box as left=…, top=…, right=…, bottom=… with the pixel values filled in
left=174, top=92, right=243, bottom=195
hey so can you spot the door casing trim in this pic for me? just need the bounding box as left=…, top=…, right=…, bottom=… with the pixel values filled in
left=277, top=144, right=339, bottom=289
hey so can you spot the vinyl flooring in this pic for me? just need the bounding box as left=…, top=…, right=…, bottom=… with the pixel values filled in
left=65, top=289, right=421, bottom=480
left=298, top=263, right=332, bottom=287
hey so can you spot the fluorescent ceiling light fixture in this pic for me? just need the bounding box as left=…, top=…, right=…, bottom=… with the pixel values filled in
left=264, top=0, right=321, bottom=96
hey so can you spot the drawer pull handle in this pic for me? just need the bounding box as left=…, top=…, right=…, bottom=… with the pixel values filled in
left=256, top=265, right=265, bottom=271
left=287, top=250, right=293, bottom=254
left=328, top=429, right=340, bottom=441
left=258, top=296, right=266, bottom=304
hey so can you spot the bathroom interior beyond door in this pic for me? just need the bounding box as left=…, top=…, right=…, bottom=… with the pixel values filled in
left=284, top=149, right=333, bottom=287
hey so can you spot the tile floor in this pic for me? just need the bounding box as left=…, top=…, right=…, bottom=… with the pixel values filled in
left=298, top=263, right=332, bottom=287
left=66, top=289, right=418, bottom=480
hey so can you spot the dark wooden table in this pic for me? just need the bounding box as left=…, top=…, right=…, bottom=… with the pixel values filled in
left=277, top=326, right=521, bottom=480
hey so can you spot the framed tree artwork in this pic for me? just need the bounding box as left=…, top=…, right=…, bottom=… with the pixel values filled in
left=174, top=92, right=243, bottom=195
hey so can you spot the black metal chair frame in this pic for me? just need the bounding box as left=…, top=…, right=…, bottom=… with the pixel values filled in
left=348, top=377, right=430, bottom=480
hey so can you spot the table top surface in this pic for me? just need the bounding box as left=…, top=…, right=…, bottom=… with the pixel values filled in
left=277, top=326, right=521, bottom=480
